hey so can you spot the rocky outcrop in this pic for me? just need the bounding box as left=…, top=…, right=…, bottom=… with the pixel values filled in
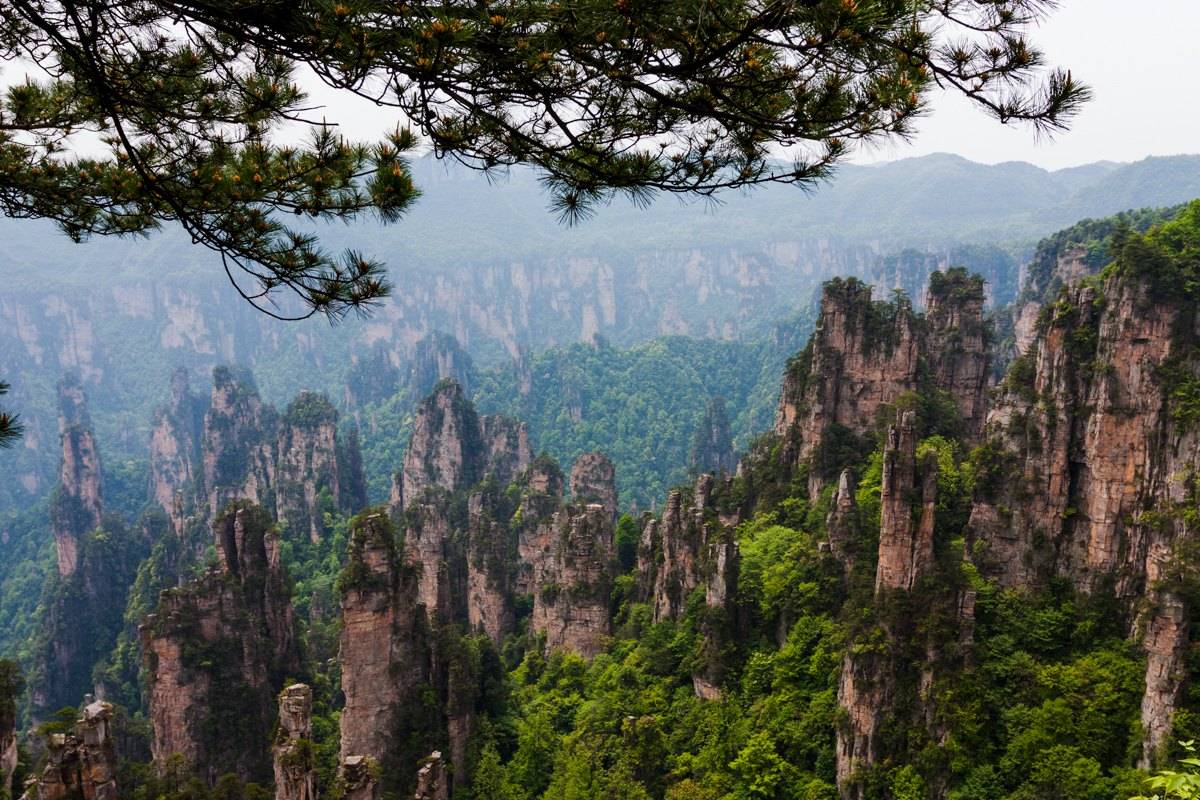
left=875, top=412, right=938, bottom=593
left=826, top=469, right=859, bottom=573
left=466, top=489, right=515, bottom=644
left=689, top=396, right=737, bottom=475
left=140, top=504, right=299, bottom=784
left=339, top=513, right=430, bottom=787
left=22, top=697, right=118, bottom=800
left=968, top=253, right=1200, bottom=764
left=774, top=278, right=922, bottom=496
left=925, top=268, right=989, bottom=437
left=398, top=381, right=483, bottom=511
left=148, top=368, right=206, bottom=529
left=569, top=452, right=618, bottom=523
left=529, top=481, right=616, bottom=657
left=836, top=652, right=891, bottom=798
left=276, top=392, right=365, bottom=543
left=201, top=367, right=277, bottom=517
left=775, top=270, right=988, bottom=497
left=480, top=415, right=532, bottom=489
left=273, top=684, right=318, bottom=800
left=413, top=752, right=450, bottom=800
left=51, top=375, right=103, bottom=577
left=407, top=333, right=477, bottom=404
left=340, top=756, right=380, bottom=800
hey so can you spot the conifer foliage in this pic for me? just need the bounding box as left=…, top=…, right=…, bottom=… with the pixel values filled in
left=0, top=1, right=1086, bottom=316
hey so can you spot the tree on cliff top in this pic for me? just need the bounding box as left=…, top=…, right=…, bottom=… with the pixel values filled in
left=0, top=0, right=1087, bottom=319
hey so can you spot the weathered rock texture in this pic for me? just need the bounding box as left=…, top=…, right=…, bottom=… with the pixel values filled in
left=875, top=412, right=938, bottom=593
left=22, top=698, right=118, bottom=800
left=273, top=684, right=318, bottom=800
left=140, top=504, right=299, bottom=783
left=148, top=368, right=206, bottom=529
left=775, top=270, right=988, bottom=497
left=689, top=396, right=738, bottom=475
left=466, top=489, right=516, bottom=644
left=276, top=392, right=366, bottom=543
left=202, top=367, right=278, bottom=517
left=968, top=265, right=1200, bottom=764
left=413, top=751, right=450, bottom=800
left=51, top=375, right=103, bottom=577
left=338, top=513, right=430, bottom=788
left=569, top=452, right=618, bottom=523
left=398, top=381, right=484, bottom=511
left=528, top=501, right=615, bottom=657
left=825, top=469, right=859, bottom=573
left=924, top=269, right=990, bottom=436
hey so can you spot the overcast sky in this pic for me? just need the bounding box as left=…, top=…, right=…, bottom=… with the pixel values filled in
left=302, top=0, right=1198, bottom=172
left=857, top=0, right=1200, bottom=169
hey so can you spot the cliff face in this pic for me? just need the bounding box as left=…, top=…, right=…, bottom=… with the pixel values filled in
left=51, top=375, right=104, bottom=577
left=398, top=381, right=483, bottom=511
left=22, top=698, right=119, bottom=800
left=924, top=270, right=990, bottom=437
left=202, top=368, right=277, bottom=517
left=569, top=452, right=618, bottom=523
left=273, top=684, right=318, bottom=800
left=774, top=278, right=922, bottom=496
left=689, top=396, right=737, bottom=475
left=276, top=392, right=366, bottom=543
left=775, top=270, right=988, bottom=497
left=31, top=381, right=144, bottom=717
left=528, top=502, right=614, bottom=658
left=148, top=368, right=206, bottom=528
left=874, top=412, right=938, bottom=593
left=140, top=504, right=299, bottom=784
left=968, top=266, right=1200, bottom=762
left=338, top=512, right=430, bottom=787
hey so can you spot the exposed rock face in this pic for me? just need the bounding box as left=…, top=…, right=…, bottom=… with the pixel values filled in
left=875, top=412, right=938, bottom=593
left=774, top=278, right=921, bottom=496
left=140, top=504, right=299, bottom=783
left=276, top=392, right=366, bottom=543
left=968, top=264, right=1200, bottom=765
left=51, top=375, right=103, bottom=577
left=968, top=274, right=1196, bottom=593
left=836, top=651, right=892, bottom=798
left=775, top=270, right=988, bottom=497
left=413, top=752, right=450, bottom=800
left=399, top=381, right=483, bottom=510
left=689, top=396, right=737, bottom=475
left=466, top=489, right=516, bottom=644
left=925, top=269, right=990, bottom=437
left=22, top=698, right=119, bottom=800
left=404, top=497, right=458, bottom=624
left=339, top=513, right=430, bottom=785
left=202, top=367, right=278, bottom=517
left=515, top=458, right=565, bottom=596
left=148, top=368, right=206, bottom=528
left=569, top=452, right=618, bottom=522
left=340, top=756, right=380, bottom=800
left=407, top=333, right=477, bottom=403
left=825, top=469, right=859, bottom=572
left=1141, top=593, right=1188, bottom=766
left=529, top=502, right=615, bottom=657
left=480, top=415, right=532, bottom=488
left=196, top=369, right=364, bottom=541
left=273, top=684, right=318, bottom=800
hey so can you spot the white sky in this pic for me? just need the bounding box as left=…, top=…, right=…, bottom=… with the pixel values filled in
left=302, top=0, right=1199, bottom=171
left=853, top=0, right=1200, bottom=168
